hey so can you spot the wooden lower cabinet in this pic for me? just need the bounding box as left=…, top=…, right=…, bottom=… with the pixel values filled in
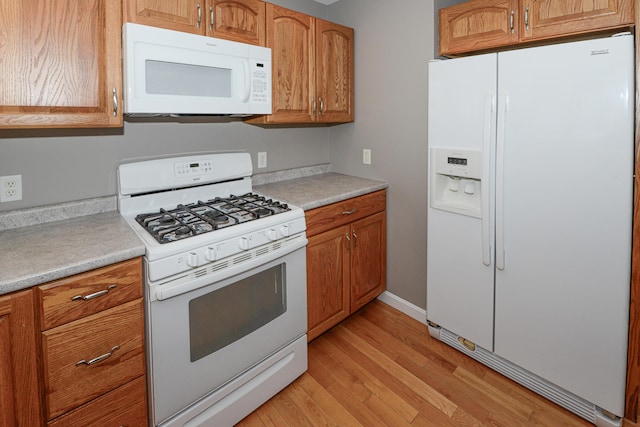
left=306, top=191, right=387, bottom=341
left=47, top=376, right=148, bottom=427
left=37, top=258, right=148, bottom=426
left=0, top=289, right=43, bottom=427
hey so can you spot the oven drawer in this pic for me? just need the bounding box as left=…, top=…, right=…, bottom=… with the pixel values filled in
left=36, top=258, right=143, bottom=330
left=42, top=299, right=145, bottom=420
left=47, top=376, right=147, bottom=427
left=305, top=190, right=386, bottom=237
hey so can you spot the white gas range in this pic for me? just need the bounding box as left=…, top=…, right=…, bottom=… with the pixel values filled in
left=117, top=152, right=308, bottom=427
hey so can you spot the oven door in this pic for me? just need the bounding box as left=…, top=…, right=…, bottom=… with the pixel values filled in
left=147, top=238, right=307, bottom=425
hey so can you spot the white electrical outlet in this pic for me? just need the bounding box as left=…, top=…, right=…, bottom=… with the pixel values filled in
left=258, top=152, right=267, bottom=168
left=363, top=149, right=372, bottom=165
left=0, top=175, right=22, bottom=202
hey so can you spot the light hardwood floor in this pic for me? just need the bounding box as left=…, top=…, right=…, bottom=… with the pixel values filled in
left=236, top=300, right=637, bottom=427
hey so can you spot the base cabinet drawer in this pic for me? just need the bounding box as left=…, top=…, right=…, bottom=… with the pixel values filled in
left=42, top=298, right=145, bottom=419
left=47, top=376, right=148, bottom=427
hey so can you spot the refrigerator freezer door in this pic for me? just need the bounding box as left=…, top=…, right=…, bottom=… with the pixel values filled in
left=427, top=54, right=497, bottom=351
left=493, top=35, right=634, bottom=416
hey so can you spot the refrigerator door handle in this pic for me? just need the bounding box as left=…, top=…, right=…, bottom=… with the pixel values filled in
left=481, top=94, right=494, bottom=267
left=496, top=93, right=508, bottom=270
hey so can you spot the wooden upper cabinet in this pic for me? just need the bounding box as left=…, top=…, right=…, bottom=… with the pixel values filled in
left=316, top=19, right=354, bottom=123
left=125, top=0, right=265, bottom=45
left=521, top=0, right=634, bottom=41
left=125, top=0, right=203, bottom=34
left=439, top=0, right=519, bottom=56
left=439, top=0, right=634, bottom=56
left=248, top=4, right=316, bottom=123
left=209, top=0, right=265, bottom=45
left=0, top=0, right=122, bottom=128
left=246, top=4, right=354, bottom=125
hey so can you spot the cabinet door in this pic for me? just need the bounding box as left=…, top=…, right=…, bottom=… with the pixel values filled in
left=257, top=4, right=315, bottom=123
left=124, top=0, right=204, bottom=34
left=0, top=290, right=43, bottom=427
left=520, top=0, right=633, bottom=41
left=206, top=0, right=265, bottom=45
left=307, top=225, right=350, bottom=341
left=315, top=19, right=354, bottom=123
left=439, top=0, right=519, bottom=56
left=0, top=0, right=122, bottom=128
left=350, top=212, right=386, bottom=313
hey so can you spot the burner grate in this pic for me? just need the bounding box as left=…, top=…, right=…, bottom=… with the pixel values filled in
left=135, top=193, right=290, bottom=244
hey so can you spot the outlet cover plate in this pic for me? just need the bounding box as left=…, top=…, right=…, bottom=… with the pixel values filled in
left=0, top=175, right=22, bottom=202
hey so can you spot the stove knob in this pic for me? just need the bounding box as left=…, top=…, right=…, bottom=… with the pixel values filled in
left=187, top=252, right=199, bottom=267
left=239, top=237, right=250, bottom=251
left=280, top=224, right=290, bottom=237
left=267, top=229, right=278, bottom=241
left=205, top=246, right=217, bottom=262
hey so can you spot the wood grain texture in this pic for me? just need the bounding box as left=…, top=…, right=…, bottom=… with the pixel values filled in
left=521, top=0, right=634, bottom=41
left=439, top=0, right=519, bottom=56
left=0, top=290, right=43, bottom=427
left=42, top=298, right=145, bottom=420
left=350, top=212, right=386, bottom=313
left=125, top=0, right=201, bottom=33
left=47, top=376, right=148, bottom=427
left=0, top=0, right=122, bottom=128
left=237, top=300, right=619, bottom=426
left=307, top=225, right=350, bottom=340
left=36, top=258, right=142, bottom=330
left=210, top=0, right=265, bottom=45
left=305, top=190, right=387, bottom=238
left=315, top=18, right=354, bottom=123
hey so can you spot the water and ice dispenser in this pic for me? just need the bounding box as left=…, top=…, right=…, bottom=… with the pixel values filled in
left=430, top=148, right=482, bottom=218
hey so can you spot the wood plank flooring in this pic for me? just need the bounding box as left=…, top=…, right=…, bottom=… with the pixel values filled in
left=236, top=300, right=639, bottom=427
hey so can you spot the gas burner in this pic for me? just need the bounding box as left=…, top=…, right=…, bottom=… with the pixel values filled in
left=135, top=192, right=291, bottom=244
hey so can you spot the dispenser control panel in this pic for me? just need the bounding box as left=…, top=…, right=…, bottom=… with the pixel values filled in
left=430, top=148, right=482, bottom=218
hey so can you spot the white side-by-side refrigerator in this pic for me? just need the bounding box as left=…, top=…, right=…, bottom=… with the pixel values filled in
left=427, top=34, right=633, bottom=426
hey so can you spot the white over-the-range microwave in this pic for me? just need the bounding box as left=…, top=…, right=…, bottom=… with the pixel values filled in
left=122, top=23, right=272, bottom=116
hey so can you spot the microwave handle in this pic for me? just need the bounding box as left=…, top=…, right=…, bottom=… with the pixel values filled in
left=242, top=60, right=251, bottom=102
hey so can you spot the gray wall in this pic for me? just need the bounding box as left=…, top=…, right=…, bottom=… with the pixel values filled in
left=327, top=0, right=435, bottom=309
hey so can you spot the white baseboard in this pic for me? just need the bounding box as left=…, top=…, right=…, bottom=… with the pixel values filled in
left=376, top=291, right=426, bottom=325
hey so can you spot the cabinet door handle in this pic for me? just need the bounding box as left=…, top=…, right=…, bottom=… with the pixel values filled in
left=112, top=88, right=118, bottom=117
left=209, top=6, right=214, bottom=31
left=319, top=97, right=324, bottom=114
left=345, top=233, right=351, bottom=250
left=342, top=209, right=357, bottom=215
left=352, top=230, right=358, bottom=247
left=72, top=284, right=117, bottom=301
left=312, top=98, right=317, bottom=115
left=509, top=10, right=514, bottom=34
left=197, top=2, right=202, bottom=28
left=76, top=345, right=120, bottom=366
left=524, top=6, right=529, bottom=31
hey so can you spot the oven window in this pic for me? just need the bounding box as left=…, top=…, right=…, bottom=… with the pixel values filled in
left=188, top=264, right=286, bottom=362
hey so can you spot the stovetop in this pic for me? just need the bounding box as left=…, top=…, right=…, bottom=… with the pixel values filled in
left=135, top=193, right=291, bottom=244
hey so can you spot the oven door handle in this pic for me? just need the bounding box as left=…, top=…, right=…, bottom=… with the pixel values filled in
left=155, top=235, right=308, bottom=301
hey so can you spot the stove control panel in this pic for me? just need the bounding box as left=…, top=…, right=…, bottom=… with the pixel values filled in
left=174, top=160, right=213, bottom=177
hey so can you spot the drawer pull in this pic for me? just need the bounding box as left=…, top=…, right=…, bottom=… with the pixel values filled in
left=76, top=345, right=120, bottom=367
left=72, top=284, right=117, bottom=301
left=342, top=209, right=357, bottom=215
